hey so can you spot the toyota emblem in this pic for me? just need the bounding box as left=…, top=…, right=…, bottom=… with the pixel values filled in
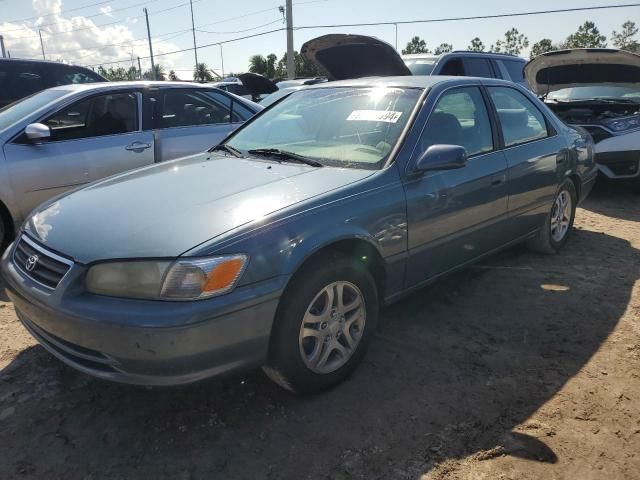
left=25, top=254, right=39, bottom=272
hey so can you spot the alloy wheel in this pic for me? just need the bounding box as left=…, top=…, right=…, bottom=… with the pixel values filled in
left=550, top=189, right=572, bottom=242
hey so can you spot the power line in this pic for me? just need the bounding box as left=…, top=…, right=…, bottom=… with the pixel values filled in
left=3, top=0, right=202, bottom=37
left=4, top=0, right=121, bottom=24
left=85, top=2, right=640, bottom=69
left=196, top=18, right=283, bottom=35
left=294, top=3, right=640, bottom=30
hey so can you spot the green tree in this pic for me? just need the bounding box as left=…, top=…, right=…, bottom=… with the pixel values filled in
left=564, top=21, right=607, bottom=48
left=612, top=20, right=639, bottom=52
left=530, top=38, right=556, bottom=59
left=248, top=54, right=268, bottom=75
left=193, top=63, right=214, bottom=82
left=266, top=53, right=278, bottom=79
left=467, top=37, right=485, bottom=52
left=127, top=66, right=139, bottom=80
left=274, top=51, right=323, bottom=79
left=491, top=28, right=529, bottom=55
left=434, top=43, right=453, bottom=55
left=143, top=64, right=166, bottom=80
left=168, top=70, right=179, bottom=81
left=402, top=36, right=430, bottom=54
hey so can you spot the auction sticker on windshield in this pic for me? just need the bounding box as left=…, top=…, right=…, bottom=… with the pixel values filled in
left=347, top=110, right=403, bottom=123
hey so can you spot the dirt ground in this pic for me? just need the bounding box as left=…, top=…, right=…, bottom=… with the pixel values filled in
left=0, top=180, right=638, bottom=480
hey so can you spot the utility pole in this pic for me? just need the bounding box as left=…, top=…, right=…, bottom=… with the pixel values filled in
left=189, top=0, right=199, bottom=76
left=0, top=36, right=6, bottom=58
left=219, top=44, right=225, bottom=78
left=394, top=24, right=398, bottom=50
left=137, top=56, right=142, bottom=80
left=38, top=29, right=45, bottom=59
left=143, top=8, right=156, bottom=80
left=285, top=0, right=294, bottom=80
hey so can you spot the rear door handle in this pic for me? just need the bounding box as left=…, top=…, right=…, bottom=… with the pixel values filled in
left=491, top=177, right=504, bottom=187
left=125, top=141, right=152, bottom=152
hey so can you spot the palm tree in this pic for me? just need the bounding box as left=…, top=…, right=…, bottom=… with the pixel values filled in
left=143, top=64, right=166, bottom=81
left=168, top=70, right=179, bottom=81
left=193, top=63, right=214, bottom=83
left=248, top=54, right=267, bottom=75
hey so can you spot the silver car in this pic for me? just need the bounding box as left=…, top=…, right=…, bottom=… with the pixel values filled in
left=0, top=81, right=262, bottom=245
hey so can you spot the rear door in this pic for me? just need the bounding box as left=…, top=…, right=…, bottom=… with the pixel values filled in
left=486, top=85, right=564, bottom=237
left=403, top=86, right=509, bottom=285
left=150, top=88, right=251, bottom=161
left=3, top=89, right=153, bottom=217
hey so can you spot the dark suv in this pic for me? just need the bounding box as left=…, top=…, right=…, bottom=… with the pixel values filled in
left=402, top=51, right=527, bottom=86
left=0, top=59, right=107, bottom=108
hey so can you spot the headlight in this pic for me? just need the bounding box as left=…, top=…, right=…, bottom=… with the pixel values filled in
left=602, top=115, right=640, bottom=132
left=86, top=255, right=248, bottom=301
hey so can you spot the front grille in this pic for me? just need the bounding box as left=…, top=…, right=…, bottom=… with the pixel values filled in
left=582, top=125, right=613, bottom=144
left=13, top=235, right=73, bottom=290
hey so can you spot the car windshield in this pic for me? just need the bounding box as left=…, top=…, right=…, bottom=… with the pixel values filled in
left=0, top=89, right=71, bottom=132
left=547, top=85, right=640, bottom=102
left=226, top=86, right=422, bottom=170
left=404, top=57, right=438, bottom=76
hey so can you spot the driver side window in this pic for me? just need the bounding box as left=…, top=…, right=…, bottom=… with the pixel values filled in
left=418, top=86, right=494, bottom=158
left=44, top=92, right=138, bottom=142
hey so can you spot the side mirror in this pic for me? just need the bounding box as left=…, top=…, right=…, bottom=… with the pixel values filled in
left=25, top=123, right=51, bottom=144
left=415, top=144, right=467, bottom=172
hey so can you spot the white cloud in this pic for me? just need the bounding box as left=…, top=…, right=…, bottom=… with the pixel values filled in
left=99, top=5, right=113, bottom=17
left=0, top=0, right=183, bottom=71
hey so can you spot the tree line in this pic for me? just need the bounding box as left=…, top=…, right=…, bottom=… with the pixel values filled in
left=96, top=62, right=219, bottom=82
left=403, top=20, right=639, bottom=59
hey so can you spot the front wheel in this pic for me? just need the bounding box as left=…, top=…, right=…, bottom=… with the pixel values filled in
left=263, top=253, right=378, bottom=394
left=527, top=179, right=577, bottom=254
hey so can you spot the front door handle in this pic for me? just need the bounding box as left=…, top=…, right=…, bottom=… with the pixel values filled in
left=125, top=141, right=152, bottom=152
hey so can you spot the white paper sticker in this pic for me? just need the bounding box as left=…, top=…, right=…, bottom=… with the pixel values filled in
left=347, top=110, right=403, bottom=123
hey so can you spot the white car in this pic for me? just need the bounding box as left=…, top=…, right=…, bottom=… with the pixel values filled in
left=526, top=49, right=640, bottom=184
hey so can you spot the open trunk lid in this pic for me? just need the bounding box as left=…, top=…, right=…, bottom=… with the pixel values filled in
left=300, top=34, right=411, bottom=81
left=525, top=48, right=640, bottom=96
left=237, top=73, right=279, bottom=96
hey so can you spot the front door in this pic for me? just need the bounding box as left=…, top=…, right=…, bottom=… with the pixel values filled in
left=403, top=86, right=509, bottom=287
left=4, top=90, right=154, bottom=219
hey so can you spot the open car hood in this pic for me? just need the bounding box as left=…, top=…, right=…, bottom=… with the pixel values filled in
left=237, top=73, right=279, bottom=96
left=300, top=34, right=411, bottom=81
left=525, top=48, right=640, bottom=95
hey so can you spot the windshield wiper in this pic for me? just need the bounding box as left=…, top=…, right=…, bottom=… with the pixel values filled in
left=209, top=144, right=244, bottom=158
left=247, top=148, right=324, bottom=167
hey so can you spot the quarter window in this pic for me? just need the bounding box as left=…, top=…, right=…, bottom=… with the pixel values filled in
left=419, top=87, right=493, bottom=157
left=488, top=87, right=549, bottom=147
left=158, top=90, right=233, bottom=128
left=44, top=92, right=138, bottom=141
left=51, top=65, right=105, bottom=85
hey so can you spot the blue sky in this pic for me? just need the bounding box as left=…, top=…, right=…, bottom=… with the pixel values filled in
left=1, top=0, right=639, bottom=78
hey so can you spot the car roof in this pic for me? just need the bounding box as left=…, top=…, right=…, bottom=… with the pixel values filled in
left=0, top=58, right=97, bottom=68
left=401, top=52, right=525, bottom=62
left=302, top=75, right=519, bottom=89
left=47, top=81, right=222, bottom=93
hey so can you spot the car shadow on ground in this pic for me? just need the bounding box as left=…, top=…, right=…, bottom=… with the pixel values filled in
left=0, top=224, right=637, bottom=479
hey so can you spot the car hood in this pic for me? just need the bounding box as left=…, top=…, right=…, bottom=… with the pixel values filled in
left=237, top=73, right=279, bottom=96
left=300, top=34, right=412, bottom=81
left=525, top=48, right=640, bottom=95
left=25, top=153, right=374, bottom=263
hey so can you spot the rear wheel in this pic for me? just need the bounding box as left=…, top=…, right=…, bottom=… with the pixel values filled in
left=527, top=179, right=577, bottom=254
left=263, top=253, right=378, bottom=393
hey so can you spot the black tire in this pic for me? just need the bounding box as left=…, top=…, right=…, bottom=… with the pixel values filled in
left=263, top=252, right=379, bottom=394
left=527, top=179, right=577, bottom=254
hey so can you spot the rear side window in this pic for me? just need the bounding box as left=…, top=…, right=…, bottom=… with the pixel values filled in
left=51, top=65, right=105, bottom=86
left=159, top=90, right=232, bottom=128
left=439, top=58, right=464, bottom=76
left=500, top=60, right=525, bottom=83
left=462, top=58, right=494, bottom=78
left=0, top=62, right=45, bottom=107
left=44, top=92, right=138, bottom=141
left=488, top=87, right=549, bottom=147
left=230, top=100, right=254, bottom=122
left=419, top=86, right=493, bottom=157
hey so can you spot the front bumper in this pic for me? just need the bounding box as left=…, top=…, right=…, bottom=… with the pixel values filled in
left=595, top=150, right=640, bottom=180
left=1, top=240, right=286, bottom=386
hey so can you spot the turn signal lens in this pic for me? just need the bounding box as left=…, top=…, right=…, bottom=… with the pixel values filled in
left=160, top=255, right=248, bottom=300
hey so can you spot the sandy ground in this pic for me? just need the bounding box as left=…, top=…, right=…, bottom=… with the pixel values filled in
left=0, top=180, right=638, bottom=480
